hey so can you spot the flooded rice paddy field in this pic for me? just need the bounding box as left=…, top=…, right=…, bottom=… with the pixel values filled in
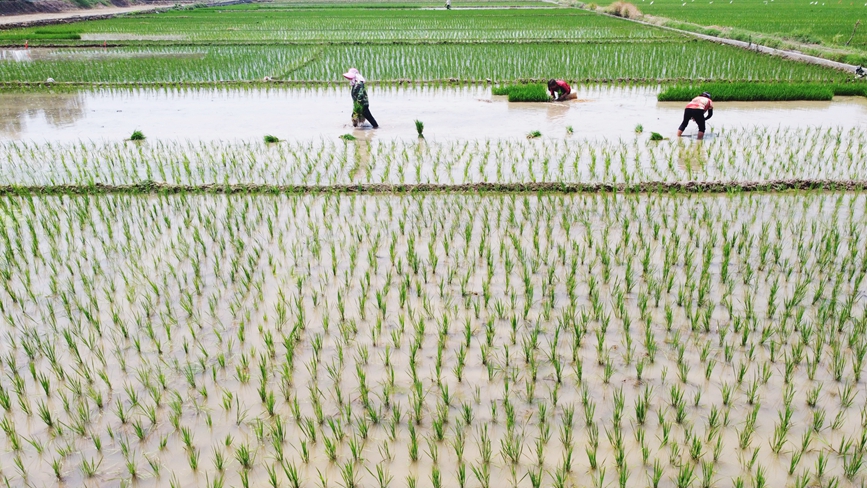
left=0, top=192, right=865, bottom=487
left=1, top=125, right=866, bottom=188
left=1, top=85, right=866, bottom=142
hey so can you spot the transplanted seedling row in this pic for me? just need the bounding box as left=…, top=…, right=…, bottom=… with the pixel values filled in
left=0, top=7, right=674, bottom=44
left=1, top=127, right=865, bottom=188
left=0, top=192, right=864, bottom=487
left=0, top=42, right=846, bottom=84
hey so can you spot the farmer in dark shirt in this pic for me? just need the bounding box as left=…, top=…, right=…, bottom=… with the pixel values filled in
left=343, top=67, right=378, bottom=129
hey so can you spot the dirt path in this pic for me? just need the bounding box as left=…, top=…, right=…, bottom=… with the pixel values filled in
left=0, top=5, right=173, bottom=27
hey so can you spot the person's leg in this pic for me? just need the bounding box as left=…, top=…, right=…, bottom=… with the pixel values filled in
left=677, top=109, right=691, bottom=136
left=696, top=114, right=706, bottom=140
left=362, top=105, right=378, bottom=128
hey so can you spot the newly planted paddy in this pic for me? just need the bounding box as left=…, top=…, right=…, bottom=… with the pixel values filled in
left=0, top=2, right=865, bottom=487
left=2, top=125, right=867, bottom=187
left=0, top=192, right=865, bottom=487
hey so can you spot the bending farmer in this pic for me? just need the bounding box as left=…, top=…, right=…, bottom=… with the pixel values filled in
left=343, top=67, right=378, bottom=129
left=548, top=79, right=576, bottom=101
left=677, top=92, right=713, bottom=140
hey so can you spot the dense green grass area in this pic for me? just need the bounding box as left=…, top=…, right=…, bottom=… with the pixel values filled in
left=0, top=42, right=846, bottom=83
left=658, top=82, right=833, bottom=101
left=637, top=0, right=867, bottom=48
left=658, top=82, right=867, bottom=101
left=0, top=7, right=676, bottom=43
left=0, top=4, right=850, bottom=83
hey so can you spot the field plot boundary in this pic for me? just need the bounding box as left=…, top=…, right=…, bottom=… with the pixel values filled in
left=2, top=179, right=864, bottom=196
left=0, top=0, right=254, bottom=30
left=598, top=11, right=860, bottom=74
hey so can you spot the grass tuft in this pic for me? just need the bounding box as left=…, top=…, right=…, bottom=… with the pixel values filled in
left=129, top=130, right=145, bottom=141
left=264, top=134, right=280, bottom=143
left=605, top=1, right=642, bottom=19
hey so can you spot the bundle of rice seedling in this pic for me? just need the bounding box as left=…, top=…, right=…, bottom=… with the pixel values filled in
left=492, top=83, right=550, bottom=102
left=658, top=82, right=835, bottom=102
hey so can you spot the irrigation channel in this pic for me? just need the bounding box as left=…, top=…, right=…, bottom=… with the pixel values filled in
left=2, top=84, right=866, bottom=142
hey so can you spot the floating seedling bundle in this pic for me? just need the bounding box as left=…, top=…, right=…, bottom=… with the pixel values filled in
left=492, top=83, right=550, bottom=102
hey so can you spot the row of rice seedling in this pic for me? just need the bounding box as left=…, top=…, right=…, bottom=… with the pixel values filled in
left=1, top=127, right=864, bottom=187
left=0, top=7, right=680, bottom=44
left=658, top=82, right=867, bottom=102
left=0, top=190, right=864, bottom=486
left=491, top=83, right=550, bottom=102
left=284, top=43, right=846, bottom=83
left=0, top=45, right=321, bottom=83
left=0, top=41, right=846, bottom=83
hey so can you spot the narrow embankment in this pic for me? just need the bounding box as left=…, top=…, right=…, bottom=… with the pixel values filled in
left=1, top=179, right=864, bottom=196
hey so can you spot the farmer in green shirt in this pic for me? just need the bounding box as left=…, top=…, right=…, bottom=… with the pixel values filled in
left=343, top=68, right=379, bottom=129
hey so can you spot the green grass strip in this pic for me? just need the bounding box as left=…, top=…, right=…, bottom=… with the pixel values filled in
left=658, top=82, right=867, bottom=102
left=829, top=84, right=867, bottom=97
left=0, top=179, right=864, bottom=197
left=658, top=83, right=833, bottom=102
left=492, top=83, right=550, bottom=102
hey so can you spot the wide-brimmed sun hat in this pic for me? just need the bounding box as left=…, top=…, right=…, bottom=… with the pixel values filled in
left=343, top=68, right=359, bottom=80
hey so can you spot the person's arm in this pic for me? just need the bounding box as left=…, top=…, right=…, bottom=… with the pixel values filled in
left=705, top=108, right=713, bottom=120
left=351, top=84, right=360, bottom=101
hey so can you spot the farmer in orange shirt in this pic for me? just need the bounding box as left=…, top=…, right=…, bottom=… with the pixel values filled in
left=677, top=92, right=713, bottom=140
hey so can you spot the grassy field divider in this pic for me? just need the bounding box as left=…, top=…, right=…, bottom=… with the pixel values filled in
left=659, top=82, right=867, bottom=101
left=659, top=83, right=836, bottom=102
left=1, top=179, right=864, bottom=197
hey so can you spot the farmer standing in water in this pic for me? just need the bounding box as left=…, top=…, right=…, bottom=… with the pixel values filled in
left=343, top=68, right=378, bottom=129
left=548, top=79, right=576, bottom=101
left=677, top=92, right=713, bottom=140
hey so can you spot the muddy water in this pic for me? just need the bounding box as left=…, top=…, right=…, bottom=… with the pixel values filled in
left=1, top=85, right=866, bottom=141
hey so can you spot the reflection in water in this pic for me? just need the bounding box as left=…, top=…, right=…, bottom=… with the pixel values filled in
left=0, top=48, right=205, bottom=62
left=349, top=128, right=375, bottom=179
left=0, top=50, right=32, bottom=62
left=545, top=101, right=570, bottom=124
left=0, top=92, right=85, bottom=137
left=676, top=141, right=709, bottom=176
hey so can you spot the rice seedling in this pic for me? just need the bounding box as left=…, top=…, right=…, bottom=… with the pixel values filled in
left=129, top=130, right=145, bottom=141
left=0, top=142, right=864, bottom=488
left=264, top=134, right=280, bottom=143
